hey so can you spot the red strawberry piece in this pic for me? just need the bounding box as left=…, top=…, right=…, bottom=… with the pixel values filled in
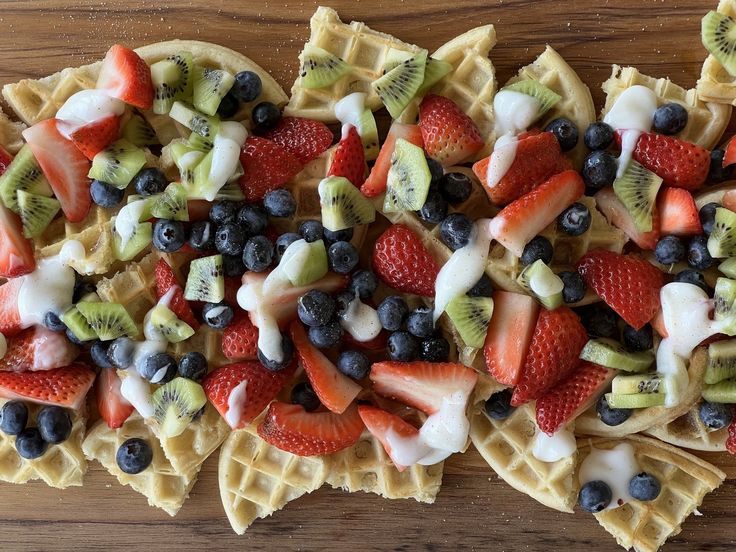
left=327, top=125, right=366, bottom=188
left=358, top=404, right=419, bottom=471
left=595, top=187, right=660, bottom=250
left=656, top=187, right=702, bottom=237
left=153, top=258, right=200, bottom=330
left=0, top=146, right=12, bottom=175
left=577, top=249, right=664, bottom=330
left=723, top=189, right=736, bottom=213
left=616, top=131, right=709, bottom=190
left=239, top=136, right=303, bottom=202
left=290, top=321, right=361, bottom=414
left=724, top=135, right=736, bottom=168
left=187, top=199, right=212, bottom=221
left=0, top=363, right=95, bottom=410
left=96, top=367, right=133, bottom=429
left=69, top=115, right=120, bottom=160
left=221, top=311, right=259, bottom=360
left=0, top=202, right=35, bottom=278
left=263, top=116, right=333, bottom=165
left=203, top=360, right=295, bottom=429
left=418, top=94, right=484, bottom=166
left=370, top=361, right=478, bottom=415
left=0, top=278, right=23, bottom=337
left=472, top=131, right=565, bottom=206
left=489, top=170, right=585, bottom=257
left=511, top=306, right=588, bottom=406
left=483, top=291, right=539, bottom=386
left=372, top=224, right=440, bottom=297
left=96, top=44, right=153, bottom=109
left=22, top=119, right=91, bottom=223
left=727, top=418, right=736, bottom=455
left=361, top=123, right=423, bottom=198
left=535, top=361, right=616, bottom=434
left=257, top=401, right=365, bottom=456
left=0, top=326, right=79, bottom=372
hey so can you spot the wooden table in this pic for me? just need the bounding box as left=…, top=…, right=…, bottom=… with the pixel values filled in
left=0, top=0, right=734, bottom=550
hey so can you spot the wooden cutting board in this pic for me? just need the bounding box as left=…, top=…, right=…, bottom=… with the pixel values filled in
left=0, top=0, right=734, bottom=550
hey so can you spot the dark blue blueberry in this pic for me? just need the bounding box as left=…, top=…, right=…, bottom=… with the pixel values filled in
left=0, top=401, right=27, bottom=436
left=334, top=290, right=355, bottom=319
left=72, top=280, right=96, bottom=303
left=90, top=180, right=124, bottom=207
left=65, top=327, right=85, bottom=346
left=484, top=389, right=515, bottom=420
left=337, top=350, right=371, bottom=380
left=700, top=202, right=720, bottom=235
left=132, top=167, right=167, bottom=196
left=263, top=189, right=296, bottom=218
left=257, top=334, right=294, bottom=372
left=209, top=201, right=240, bottom=225
left=596, top=395, right=632, bottom=426
left=297, top=290, right=336, bottom=327
left=153, top=219, right=185, bottom=252
left=243, top=235, right=274, bottom=272
left=688, top=235, right=714, bottom=270
left=558, top=202, right=591, bottom=236
left=417, top=188, right=448, bottom=224
left=232, top=70, right=262, bottom=103
left=215, top=222, right=246, bottom=256
left=655, top=235, right=686, bottom=265
left=222, top=254, right=246, bottom=278
left=584, top=122, right=614, bottom=151
left=628, top=473, right=661, bottom=502
left=188, top=221, right=215, bottom=252
left=709, top=149, right=734, bottom=183
left=520, top=236, right=553, bottom=265
left=467, top=274, right=494, bottom=298
left=578, top=480, right=612, bottom=513
left=90, top=340, right=114, bottom=369
left=308, top=320, right=343, bottom=349
left=426, top=156, right=444, bottom=184
left=387, top=331, right=420, bottom=361
left=653, top=103, right=688, bottom=135
left=216, top=91, right=240, bottom=118
left=406, top=306, right=434, bottom=338
left=178, top=352, right=208, bottom=382
left=545, top=117, right=578, bottom=152
left=420, top=336, right=450, bottom=362
left=582, top=150, right=617, bottom=190
left=323, top=227, right=353, bottom=245
left=439, top=213, right=473, bottom=251
left=15, top=428, right=47, bottom=460
left=43, top=311, right=66, bottom=332
left=699, top=400, right=733, bottom=429
left=116, top=438, right=153, bottom=474
left=299, top=219, right=323, bottom=243
left=328, top=241, right=359, bottom=274
left=675, top=269, right=709, bottom=292
left=202, top=302, right=234, bottom=329
left=559, top=270, right=586, bottom=304
left=579, top=305, right=619, bottom=339
left=290, top=382, right=321, bottom=412
left=377, top=296, right=409, bottom=332
left=349, top=270, right=378, bottom=300
left=237, top=204, right=268, bottom=236
left=438, top=172, right=472, bottom=204
left=275, top=232, right=301, bottom=262
left=252, top=101, right=281, bottom=132
left=108, top=337, right=135, bottom=369
left=622, top=324, right=653, bottom=352
left=37, top=406, right=72, bottom=444
left=141, top=352, right=177, bottom=384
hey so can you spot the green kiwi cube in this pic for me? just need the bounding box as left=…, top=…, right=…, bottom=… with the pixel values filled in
left=169, top=101, right=220, bottom=139
left=151, top=183, right=189, bottom=222
left=88, top=139, right=147, bottom=189
left=702, top=10, right=736, bottom=77
left=121, top=113, right=159, bottom=147
left=383, top=138, right=431, bottom=213
left=708, top=208, right=736, bottom=259
left=706, top=339, right=736, bottom=384
left=76, top=301, right=139, bottom=341
left=280, top=239, right=328, bottom=287
left=612, top=160, right=662, bottom=233
left=60, top=306, right=98, bottom=342
left=516, top=260, right=564, bottom=310
left=193, top=65, right=235, bottom=117
left=152, top=377, right=207, bottom=438
left=356, top=109, right=380, bottom=162
left=299, top=44, right=352, bottom=89
left=151, top=52, right=194, bottom=115
left=0, top=145, right=52, bottom=213
left=714, top=277, right=736, bottom=336
left=719, top=258, right=736, bottom=279
left=185, top=254, right=224, bottom=303
left=149, top=304, right=194, bottom=343
left=318, top=176, right=376, bottom=231
left=445, top=295, right=494, bottom=349
left=372, top=49, right=427, bottom=120
left=611, top=373, right=663, bottom=395
left=112, top=221, right=152, bottom=262
left=502, top=80, right=562, bottom=118
left=16, top=190, right=60, bottom=238
left=579, top=338, right=654, bottom=372
left=604, top=392, right=665, bottom=409
left=702, top=379, right=736, bottom=404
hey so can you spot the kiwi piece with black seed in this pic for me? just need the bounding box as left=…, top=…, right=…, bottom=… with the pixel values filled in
left=0, top=145, right=52, bottom=212
left=76, top=301, right=139, bottom=341
left=184, top=254, right=225, bottom=303
left=170, top=141, right=205, bottom=186
left=112, top=221, right=153, bottom=262
left=383, top=138, right=431, bottom=213
left=579, top=338, right=654, bottom=372
left=61, top=306, right=98, bottom=342
left=193, top=66, right=235, bottom=117
left=88, top=139, right=148, bottom=189
left=714, top=277, right=736, bottom=336
left=356, top=108, right=380, bottom=161
left=445, top=295, right=493, bottom=349
left=151, top=52, right=194, bottom=115
left=121, top=113, right=159, bottom=147
left=612, top=160, right=662, bottom=233
left=151, top=183, right=189, bottom=221
left=318, top=176, right=376, bottom=232
left=149, top=304, right=194, bottom=343
left=502, top=80, right=562, bottom=118
left=169, top=101, right=220, bottom=140
left=708, top=207, right=736, bottom=258
left=372, top=50, right=427, bottom=120
left=152, top=377, right=207, bottom=438
left=706, top=339, right=736, bottom=384
left=516, top=260, right=564, bottom=310
left=611, top=373, right=664, bottom=395
left=299, top=44, right=352, bottom=89
left=16, top=190, right=60, bottom=238
left=416, top=57, right=454, bottom=96
left=702, top=10, right=736, bottom=77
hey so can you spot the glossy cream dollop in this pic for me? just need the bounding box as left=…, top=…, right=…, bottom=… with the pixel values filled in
left=578, top=443, right=640, bottom=510
left=56, top=89, right=126, bottom=138
left=532, top=428, right=576, bottom=463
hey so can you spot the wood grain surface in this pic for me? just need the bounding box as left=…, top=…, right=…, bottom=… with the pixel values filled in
left=0, top=1, right=734, bottom=550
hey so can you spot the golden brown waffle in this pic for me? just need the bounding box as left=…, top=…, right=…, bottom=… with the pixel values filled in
left=644, top=406, right=727, bottom=452
left=603, top=64, right=731, bottom=150
left=218, top=425, right=331, bottom=534
left=578, top=434, right=725, bottom=552
left=0, top=108, right=25, bottom=154
left=697, top=0, right=736, bottom=106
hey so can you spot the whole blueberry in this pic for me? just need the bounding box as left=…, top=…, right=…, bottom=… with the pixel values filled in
left=308, top=320, right=343, bottom=349
left=699, top=202, right=720, bottom=236
left=521, top=236, right=553, bottom=265
left=108, top=337, right=135, bottom=369
left=323, top=227, right=353, bottom=245
left=420, top=336, right=450, bottom=362
left=559, top=270, right=587, bottom=304
left=209, top=201, right=240, bottom=225
left=596, top=395, right=632, bottom=426
left=417, top=188, right=448, bottom=224
left=257, top=334, right=294, bottom=372
left=655, top=235, right=686, bottom=265
left=388, top=331, right=420, bottom=361
left=90, top=180, right=124, bottom=207
left=652, top=103, right=688, bottom=135
left=558, top=203, right=591, bottom=236
left=15, top=428, right=48, bottom=460
left=582, top=150, right=617, bottom=190
left=237, top=204, right=268, bottom=236
left=132, top=167, right=167, bottom=196
left=263, top=189, right=296, bottom=218
left=579, top=305, right=619, bottom=339
left=377, top=296, right=409, bottom=332
left=328, top=241, right=359, bottom=274
left=37, top=405, right=72, bottom=444
left=90, top=340, right=114, bottom=369
left=699, top=400, right=733, bottom=429
left=708, top=149, right=734, bottom=183
left=406, top=307, right=434, bottom=338
left=337, top=350, right=371, bottom=380
left=222, top=254, right=246, bottom=278
left=578, top=480, right=612, bottom=513
left=275, top=233, right=301, bottom=261
left=141, top=352, right=177, bottom=384
left=545, top=117, right=579, bottom=152
left=467, top=274, right=494, bottom=298
left=438, top=172, right=473, bottom=204
left=153, top=219, right=185, bottom=252
left=215, top=222, right=247, bottom=256
left=0, top=401, right=28, bottom=436
left=290, top=382, right=321, bottom=412
left=116, top=438, right=153, bottom=474
left=202, top=302, right=234, bottom=329
left=628, top=472, right=661, bottom=502
left=243, top=235, right=275, bottom=272
left=252, top=101, right=281, bottom=132
left=217, top=91, right=240, bottom=118
left=688, top=235, right=714, bottom=270
left=43, top=311, right=66, bottom=332
left=232, top=70, right=262, bottom=103
left=188, top=221, right=215, bottom=251
left=349, top=270, right=378, bottom=300
left=297, top=290, right=336, bottom=327
left=299, top=219, right=324, bottom=243
left=674, top=269, right=709, bottom=292
left=622, top=324, right=653, bottom=352
left=584, top=122, right=614, bottom=151
left=439, top=213, right=473, bottom=251
left=178, top=352, right=208, bottom=382
left=426, top=156, right=445, bottom=184
left=484, top=389, right=515, bottom=420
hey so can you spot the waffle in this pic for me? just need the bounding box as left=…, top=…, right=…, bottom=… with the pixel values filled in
left=0, top=108, right=25, bottom=154
left=218, top=425, right=331, bottom=534
left=603, top=64, right=731, bottom=150
left=577, top=434, right=725, bottom=552
left=697, top=0, right=736, bottom=106
left=644, top=406, right=727, bottom=452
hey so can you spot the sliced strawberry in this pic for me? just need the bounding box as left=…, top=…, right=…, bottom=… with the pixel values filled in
left=577, top=249, right=664, bottom=329
left=154, top=258, right=200, bottom=330
left=372, top=224, right=440, bottom=297
left=0, top=327, right=79, bottom=372
left=723, top=189, right=736, bottom=213
left=239, top=136, right=303, bottom=202
left=361, top=123, right=423, bottom=198
left=0, top=202, right=35, bottom=278
left=418, top=94, right=484, bottom=166
left=22, top=119, right=91, bottom=223
left=358, top=404, right=419, bottom=471
left=290, top=321, right=361, bottom=414
left=69, top=115, right=120, bottom=160
left=96, top=368, right=133, bottom=429
left=258, top=401, right=364, bottom=456
left=327, top=126, right=366, bottom=188
left=724, top=135, right=736, bottom=168
left=656, top=187, right=702, bottom=237
left=222, top=311, right=259, bottom=360
left=263, top=116, right=333, bottom=165
left=0, top=146, right=13, bottom=175
left=535, top=361, right=616, bottom=434
left=203, top=360, right=295, bottom=429
left=0, top=363, right=95, bottom=410
left=595, top=187, right=659, bottom=250
left=512, top=306, right=588, bottom=406
left=489, top=170, right=585, bottom=257
left=727, top=418, right=736, bottom=455
left=96, top=44, right=153, bottom=109
left=483, top=291, right=539, bottom=386
left=0, top=278, right=23, bottom=337
left=370, top=361, right=478, bottom=415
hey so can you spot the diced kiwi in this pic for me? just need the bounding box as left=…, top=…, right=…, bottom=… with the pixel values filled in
left=706, top=339, right=736, bottom=384
left=356, top=108, right=380, bottom=161
left=299, top=44, right=352, bottom=89
left=125, top=195, right=156, bottom=220
left=214, top=179, right=246, bottom=202
left=279, top=239, right=328, bottom=287
left=318, top=176, right=376, bottom=232
left=60, top=306, right=98, bottom=342
left=151, top=52, right=194, bottom=115
left=383, top=138, right=431, bottom=213
left=121, top=113, right=159, bottom=147
left=193, top=66, right=235, bottom=117
left=152, top=377, right=207, bottom=438
left=88, top=139, right=147, bottom=189
left=714, top=277, right=736, bottom=336
left=502, top=80, right=562, bottom=118
left=611, top=373, right=664, bottom=395
left=702, top=379, right=736, bottom=403
left=579, top=338, right=654, bottom=372
left=702, top=10, right=736, bottom=77
left=0, top=145, right=52, bottom=212
left=148, top=304, right=194, bottom=343
left=605, top=392, right=665, bottom=409
left=112, top=221, right=152, bottom=261
left=16, top=190, right=59, bottom=238
left=720, top=258, right=736, bottom=278
left=184, top=254, right=224, bottom=303
left=372, top=50, right=427, bottom=119
left=612, top=160, right=662, bottom=233
left=169, top=101, right=220, bottom=139
left=151, top=183, right=189, bottom=221
left=169, top=141, right=204, bottom=186
left=188, top=130, right=215, bottom=152
left=76, top=301, right=138, bottom=341
left=416, top=57, right=454, bottom=96
left=445, top=295, right=494, bottom=349
left=516, top=260, right=564, bottom=310
left=708, top=207, right=736, bottom=258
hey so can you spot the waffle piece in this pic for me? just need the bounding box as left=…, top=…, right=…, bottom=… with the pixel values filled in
left=218, top=426, right=331, bottom=534
left=0, top=108, right=25, bottom=154
left=285, top=6, right=422, bottom=121
left=603, top=64, right=731, bottom=150
left=644, top=406, right=727, bottom=452
left=697, top=0, right=736, bottom=106
left=578, top=434, right=725, bottom=552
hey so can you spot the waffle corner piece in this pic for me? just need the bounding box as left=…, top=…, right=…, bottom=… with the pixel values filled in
left=697, top=0, right=736, bottom=107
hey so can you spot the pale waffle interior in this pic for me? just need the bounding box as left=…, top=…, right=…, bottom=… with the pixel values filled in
left=644, top=405, right=728, bottom=452
left=578, top=435, right=725, bottom=552
left=697, top=0, right=736, bottom=106
left=0, top=108, right=25, bottom=154
left=603, top=64, right=731, bottom=150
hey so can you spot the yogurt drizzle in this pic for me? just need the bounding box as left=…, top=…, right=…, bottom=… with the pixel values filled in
left=578, top=443, right=640, bottom=510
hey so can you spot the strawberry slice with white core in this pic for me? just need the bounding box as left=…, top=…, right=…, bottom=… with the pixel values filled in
left=0, top=278, right=24, bottom=337
left=595, top=187, right=659, bottom=250
left=0, top=363, right=95, bottom=410
left=0, top=326, right=79, bottom=371
left=361, top=122, right=423, bottom=198
left=0, top=202, right=35, bottom=278
left=96, top=44, right=154, bottom=109
left=656, top=187, right=703, bottom=237
left=358, top=405, right=420, bottom=471
left=97, top=367, right=134, bottom=429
